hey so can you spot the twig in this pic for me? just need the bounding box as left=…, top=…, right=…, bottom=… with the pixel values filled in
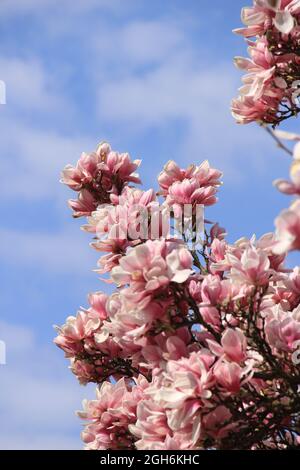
left=263, top=125, right=293, bottom=157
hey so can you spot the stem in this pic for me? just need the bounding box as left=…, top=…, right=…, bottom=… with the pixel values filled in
left=188, top=296, right=221, bottom=342
left=263, top=125, right=293, bottom=157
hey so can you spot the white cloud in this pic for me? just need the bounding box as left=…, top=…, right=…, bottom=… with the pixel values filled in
left=97, top=53, right=215, bottom=124
left=96, top=51, right=271, bottom=180
left=0, top=55, right=86, bottom=202
left=0, top=434, right=81, bottom=451
left=0, top=3, right=287, bottom=450
left=0, top=320, right=95, bottom=450
left=0, top=57, right=67, bottom=112
left=94, top=19, right=186, bottom=67
left=0, top=115, right=94, bottom=200
left=1, top=11, right=269, bottom=186
left=0, top=0, right=128, bottom=16
left=0, top=12, right=267, bottom=205
left=122, top=20, right=184, bottom=64
left=0, top=321, right=34, bottom=354
left=0, top=227, right=97, bottom=274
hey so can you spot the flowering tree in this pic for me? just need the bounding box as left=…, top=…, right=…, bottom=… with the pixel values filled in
left=55, top=0, right=300, bottom=450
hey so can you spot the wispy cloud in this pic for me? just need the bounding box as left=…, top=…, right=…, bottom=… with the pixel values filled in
left=93, top=19, right=187, bottom=67
left=0, top=0, right=129, bottom=16
left=95, top=48, right=271, bottom=180
left=0, top=57, right=69, bottom=113
left=0, top=227, right=97, bottom=273
left=0, top=320, right=94, bottom=449
left=0, top=116, right=94, bottom=200
left=0, top=0, right=289, bottom=450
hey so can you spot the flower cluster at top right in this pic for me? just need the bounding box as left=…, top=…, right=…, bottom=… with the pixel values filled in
left=232, top=0, right=300, bottom=125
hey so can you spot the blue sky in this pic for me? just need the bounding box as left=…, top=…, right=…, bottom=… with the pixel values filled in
left=0, top=0, right=298, bottom=449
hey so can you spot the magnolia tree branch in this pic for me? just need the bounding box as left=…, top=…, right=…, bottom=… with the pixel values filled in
left=54, top=0, right=300, bottom=452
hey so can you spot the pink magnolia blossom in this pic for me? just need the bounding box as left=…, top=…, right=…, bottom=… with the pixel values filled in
left=265, top=304, right=300, bottom=351
left=62, top=142, right=141, bottom=192
left=289, top=267, right=300, bottom=295
left=231, top=95, right=274, bottom=125
left=78, top=377, right=147, bottom=450
left=274, top=199, right=300, bottom=253
left=188, top=279, right=202, bottom=302
left=111, top=240, right=193, bottom=296
left=54, top=291, right=137, bottom=384
left=234, top=38, right=277, bottom=102
left=209, top=239, right=227, bottom=273
left=88, top=292, right=109, bottom=320
left=213, top=359, right=251, bottom=394
left=202, top=406, right=237, bottom=440
left=234, top=1, right=299, bottom=38
left=274, top=160, right=300, bottom=196
left=68, top=189, right=98, bottom=218
left=209, top=223, right=226, bottom=242
left=54, top=306, right=104, bottom=357
left=57, top=57, right=300, bottom=450
left=273, top=130, right=300, bottom=195
left=212, top=234, right=281, bottom=283
left=166, top=178, right=218, bottom=209
left=228, top=245, right=272, bottom=286
left=264, top=275, right=298, bottom=311
left=201, top=274, right=223, bottom=305
left=70, top=359, right=101, bottom=386
left=131, top=352, right=216, bottom=450
left=155, top=351, right=215, bottom=407
left=97, top=292, right=155, bottom=355
left=61, top=148, right=107, bottom=191
left=81, top=188, right=158, bottom=274
left=91, top=239, right=130, bottom=275
left=232, top=2, right=300, bottom=125
left=158, top=160, right=222, bottom=195
left=158, top=160, right=222, bottom=216
left=208, top=328, right=247, bottom=363
left=83, top=187, right=157, bottom=242
left=129, top=398, right=179, bottom=450
left=96, top=291, right=191, bottom=370
left=61, top=142, right=141, bottom=217
left=141, top=329, right=192, bottom=370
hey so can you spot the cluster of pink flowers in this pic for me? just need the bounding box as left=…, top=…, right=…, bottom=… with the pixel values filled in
left=55, top=3, right=300, bottom=450
left=158, top=160, right=222, bottom=213
left=56, top=134, right=300, bottom=450
left=78, top=376, right=148, bottom=450
left=232, top=0, right=300, bottom=125
left=61, top=142, right=141, bottom=217
left=269, top=130, right=300, bottom=253
left=70, top=155, right=222, bottom=274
